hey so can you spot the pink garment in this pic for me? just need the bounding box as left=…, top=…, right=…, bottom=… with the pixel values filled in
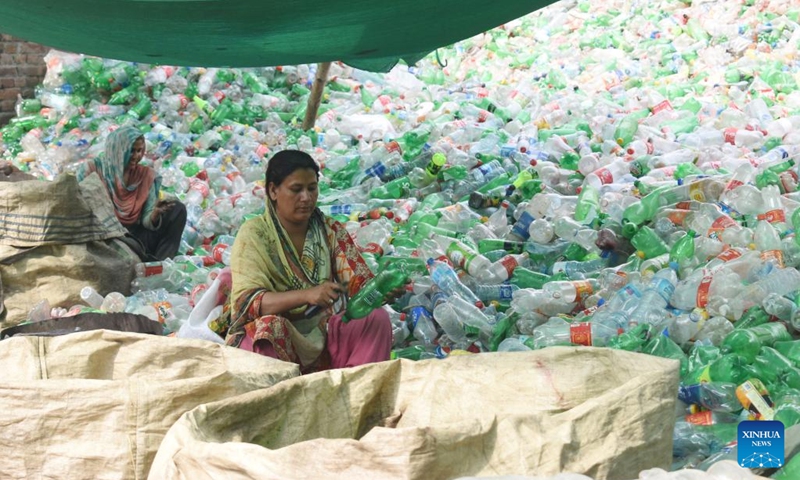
left=239, top=307, right=392, bottom=370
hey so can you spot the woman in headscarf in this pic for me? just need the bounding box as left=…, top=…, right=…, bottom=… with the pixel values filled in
left=77, top=125, right=186, bottom=261
left=225, top=149, right=400, bottom=372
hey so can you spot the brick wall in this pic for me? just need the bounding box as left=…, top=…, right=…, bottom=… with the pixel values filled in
left=0, top=35, right=48, bottom=126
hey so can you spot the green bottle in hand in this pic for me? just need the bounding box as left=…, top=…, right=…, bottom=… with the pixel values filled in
left=344, top=267, right=408, bottom=322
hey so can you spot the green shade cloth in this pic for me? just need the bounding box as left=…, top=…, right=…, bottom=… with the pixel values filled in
left=0, top=0, right=553, bottom=71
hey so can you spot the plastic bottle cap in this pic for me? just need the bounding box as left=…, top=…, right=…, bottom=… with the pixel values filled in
left=475, top=301, right=484, bottom=309
left=399, top=313, right=406, bottom=321
left=529, top=159, right=537, bottom=166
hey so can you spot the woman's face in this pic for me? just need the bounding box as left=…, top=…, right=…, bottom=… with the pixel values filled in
left=268, top=168, right=319, bottom=226
left=127, top=137, right=145, bottom=170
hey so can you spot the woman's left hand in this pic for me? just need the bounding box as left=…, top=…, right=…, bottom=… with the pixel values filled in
left=151, top=200, right=175, bottom=222
left=383, top=281, right=410, bottom=305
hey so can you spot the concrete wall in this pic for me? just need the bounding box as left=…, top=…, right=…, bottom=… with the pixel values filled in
left=0, top=35, right=48, bottom=126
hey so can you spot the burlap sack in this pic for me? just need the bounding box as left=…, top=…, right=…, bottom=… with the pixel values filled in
left=0, top=330, right=299, bottom=480
left=0, top=173, right=137, bottom=326
left=150, top=347, right=680, bottom=480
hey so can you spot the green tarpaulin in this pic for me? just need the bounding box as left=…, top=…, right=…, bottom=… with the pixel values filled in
left=0, top=0, right=554, bottom=71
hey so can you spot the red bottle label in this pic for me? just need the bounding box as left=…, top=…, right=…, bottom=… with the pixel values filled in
left=686, top=410, right=714, bottom=426
left=725, top=179, right=744, bottom=191
left=570, top=322, right=593, bottom=346
left=385, top=141, right=402, bottom=154
left=757, top=209, right=786, bottom=224
left=595, top=168, right=614, bottom=185
left=573, top=281, right=594, bottom=302
left=212, top=243, right=229, bottom=263
left=761, top=250, right=784, bottom=268
left=143, top=263, right=163, bottom=277
left=716, top=248, right=742, bottom=263
left=362, top=243, right=385, bottom=256
left=724, top=127, right=737, bottom=145
left=706, top=215, right=736, bottom=239
left=697, top=275, right=713, bottom=308
left=651, top=100, right=673, bottom=114
left=667, top=210, right=689, bottom=226
left=499, top=256, right=519, bottom=277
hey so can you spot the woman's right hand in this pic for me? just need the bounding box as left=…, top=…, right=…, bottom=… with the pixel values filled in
left=307, top=281, right=344, bottom=308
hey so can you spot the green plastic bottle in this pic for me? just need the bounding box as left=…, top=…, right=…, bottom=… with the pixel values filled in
left=344, top=266, right=409, bottom=322
left=669, top=230, right=695, bottom=272
left=509, top=267, right=551, bottom=289
left=684, top=354, right=750, bottom=386
left=574, top=184, right=600, bottom=223
left=734, top=306, right=771, bottom=330
left=622, top=185, right=672, bottom=230
left=478, top=239, right=526, bottom=255
left=631, top=226, right=669, bottom=259
left=722, top=323, right=792, bottom=362
left=775, top=340, right=800, bottom=367
left=369, top=177, right=411, bottom=199
left=614, top=114, right=640, bottom=147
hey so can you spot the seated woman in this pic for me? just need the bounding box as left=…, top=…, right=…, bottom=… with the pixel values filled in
left=226, top=150, right=398, bottom=372
left=77, top=126, right=187, bottom=261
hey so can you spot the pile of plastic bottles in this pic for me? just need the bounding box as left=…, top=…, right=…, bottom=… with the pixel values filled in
left=6, top=0, right=800, bottom=473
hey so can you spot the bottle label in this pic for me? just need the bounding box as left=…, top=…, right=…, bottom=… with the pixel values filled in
left=477, top=109, right=490, bottom=123
left=667, top=210, right=689, bottom=226
left=497, top=285, right=515, bottom=300
left=678, top=384, right=702, bottom=405
left=725, top=179, right=744, bottom=192
left=212, top=243, right=229, bottom=264
left=716, top=248, right=742, bottom=263
left=511, top=212, right=534, bottom=240
left=573, top=280, right=594, bottom=302
left=695, top=365, right=712, bottom=384
left=706, top=215, right=736, bottom=240
left=689, top=182, right=706, bottom=202
left=685, top=410, right=714, bottom=426
left=595, top=167, right=614, bottom=185
left=651, top=100, right=673, bottom=114
left=724, top=127, right=738, bottom=145
left=385, top=141, right=402, bottom=154
left=141, top=262, right=163, bottom=277
left=736, top=380, right=775, bottom=421
left=359, top=288, right=384, bottom=311
left=760, top=250, right=784, bottom=268
left=757, top=209, right=786, bottom=224
left=569, top=322, right=593, bottom=346
left=189, top=179, right=210, bottom=197
left=499, top=256, right=519, bottom=277
left=362, top=243, right=384, bottom=256
left=675, top=201, right=691, bottom=210
left=653, top=278, right=676, bottom=301
left=152, top=301, right=172, bottom=324
left=697, top=274, right=713, bottom=308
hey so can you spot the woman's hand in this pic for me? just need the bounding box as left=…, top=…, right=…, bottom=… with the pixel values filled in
left=150, top=200, right=175, bottom=223
left=383, top=281, right=410, bottom=305
left=307, top=281, right=344, bottom=308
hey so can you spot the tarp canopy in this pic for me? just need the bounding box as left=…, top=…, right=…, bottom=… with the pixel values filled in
left=0, top=0, right=555, bottom=72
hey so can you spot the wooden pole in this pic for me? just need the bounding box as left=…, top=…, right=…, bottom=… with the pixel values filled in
left=302, top=61, right=332, bottom=131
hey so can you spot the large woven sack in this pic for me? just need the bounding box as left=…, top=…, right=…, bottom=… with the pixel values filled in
left=0, top=173, right=137, bottom=325
left=0, top=330, right=299, bottom=480
left=150, top=347, right=680, bottom=480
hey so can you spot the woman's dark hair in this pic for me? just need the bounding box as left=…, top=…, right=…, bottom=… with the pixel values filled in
left=265, top=150, right=319, bottom=186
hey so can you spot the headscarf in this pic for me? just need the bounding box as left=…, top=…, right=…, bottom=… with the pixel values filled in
left=82, top=126, right=156, bottom=226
